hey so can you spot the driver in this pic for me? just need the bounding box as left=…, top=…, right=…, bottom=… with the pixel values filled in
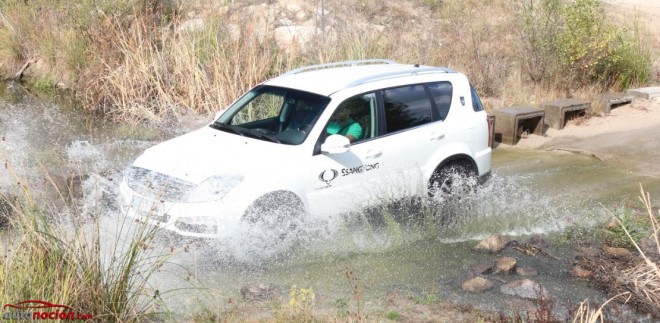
left=326, top=100, right=363, bottom=142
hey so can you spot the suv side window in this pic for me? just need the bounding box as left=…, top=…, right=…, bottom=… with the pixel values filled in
left=427, top=82, right=453, bottom=120
left=324, top=93, right=377, bottom=143
left=470, top=84, right=484, bottom=112
left=382, top=84, right=433, bottom=133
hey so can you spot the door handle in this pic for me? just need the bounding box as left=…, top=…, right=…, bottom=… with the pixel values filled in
left=430, top=131, right=445, bottom=140
left=365, top=150, right=382, bottom=159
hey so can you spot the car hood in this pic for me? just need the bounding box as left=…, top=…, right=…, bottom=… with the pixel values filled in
left=131, top=126, right=295, bottom=184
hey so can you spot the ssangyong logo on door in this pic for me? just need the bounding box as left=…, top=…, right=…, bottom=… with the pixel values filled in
left=318, top=169, right=339, bottom=186
left=2, top=300, right=93, bottom=320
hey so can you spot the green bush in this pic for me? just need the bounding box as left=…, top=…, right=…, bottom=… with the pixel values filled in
left=518, top=0, right=651, bottom=90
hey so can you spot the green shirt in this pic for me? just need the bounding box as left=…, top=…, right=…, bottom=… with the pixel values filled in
left=327, top=118, right=363, bottom=139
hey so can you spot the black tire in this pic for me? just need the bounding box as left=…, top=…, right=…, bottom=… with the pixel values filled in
left=428, top=163, right=477, bottom=198
left=240, top=192, right=305, bottom=256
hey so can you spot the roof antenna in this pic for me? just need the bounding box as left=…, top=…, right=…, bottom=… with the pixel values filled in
left=414, top=64, right=420, bottom=68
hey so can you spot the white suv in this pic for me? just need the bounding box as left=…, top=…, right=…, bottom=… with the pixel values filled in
left=119, top=60, right=492, bottom=239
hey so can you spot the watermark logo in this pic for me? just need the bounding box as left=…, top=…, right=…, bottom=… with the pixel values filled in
left=2, top=300, right=93, bottom=321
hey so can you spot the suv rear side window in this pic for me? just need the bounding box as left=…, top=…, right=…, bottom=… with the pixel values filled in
left=427, top=82, right=453, bottom=120
left=382, top=84, right=433, bottom=133
left=470, top=85, right=484, bottom=112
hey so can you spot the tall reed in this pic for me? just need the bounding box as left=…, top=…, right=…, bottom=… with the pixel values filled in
left=0, top=169, right=169, bottom=321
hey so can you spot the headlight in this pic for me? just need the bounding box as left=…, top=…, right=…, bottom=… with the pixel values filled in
left=187, top=175, right=243, bottom=202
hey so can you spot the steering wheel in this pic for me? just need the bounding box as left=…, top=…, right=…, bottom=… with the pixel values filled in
left=297, top=125, right=311, bottom=135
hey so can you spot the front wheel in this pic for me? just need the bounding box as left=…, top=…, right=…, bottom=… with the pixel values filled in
left=238, top=192, right=305, bottom=259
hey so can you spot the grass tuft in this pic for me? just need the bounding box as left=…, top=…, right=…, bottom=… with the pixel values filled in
left=0, top=168, right=170, bottom=321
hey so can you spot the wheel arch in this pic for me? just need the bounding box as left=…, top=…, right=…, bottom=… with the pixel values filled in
left=423, top=142, right=479, bottom=180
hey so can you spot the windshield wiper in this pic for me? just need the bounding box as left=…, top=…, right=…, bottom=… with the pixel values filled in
left=211, top=123, right=281, bottom=143
left=243, top=129, right=281, bottom=143
left=210, top=122, right=244, bottom=136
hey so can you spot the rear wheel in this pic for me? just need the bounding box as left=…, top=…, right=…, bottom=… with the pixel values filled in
left=429, top=163, right=477, bottom=198
left=428, top=163, right=478, bottom=227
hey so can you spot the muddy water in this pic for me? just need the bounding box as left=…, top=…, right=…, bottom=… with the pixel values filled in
left=2, top=83, right=659, bottom=318
left=173, top=148, right=659, bottom=316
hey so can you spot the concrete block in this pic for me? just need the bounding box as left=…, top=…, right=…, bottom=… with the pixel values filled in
left=494, top=106, right=545, bottom=145
left=593, top=92, right=633, bottom=115
left=542, top=99, right=590, bottom=130
left=627, top=87, right=660, bottom=100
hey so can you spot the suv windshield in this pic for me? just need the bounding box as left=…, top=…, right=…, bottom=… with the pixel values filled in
left=213, top=85, right=330, bottom=145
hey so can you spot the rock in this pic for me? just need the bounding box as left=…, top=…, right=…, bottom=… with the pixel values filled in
left=462, top=276, right=494, bottom=293
left=274, top=25, right=318, bottom=52
left=493, top=257, right=517, bottom=274
left=285, top=4, right=302, bottom=14
left=473, top=235, right=511, bottom=253
left=515, top=267, right=538, bottom=276
left=603, top=246, right=633, bottom=258
left=240, top=283, right=275, bottom=302
left=178, top=18, right=205, bottom=33
left=500, top=279, right=548, bottom=300
left=570, top=266, right=592, bottom=279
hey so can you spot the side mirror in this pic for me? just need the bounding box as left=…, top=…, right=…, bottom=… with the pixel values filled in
left=321, top=134, right=350, bottom=154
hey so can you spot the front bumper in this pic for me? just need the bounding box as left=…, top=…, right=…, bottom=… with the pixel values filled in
left=119, top=181, right=243, bottom=238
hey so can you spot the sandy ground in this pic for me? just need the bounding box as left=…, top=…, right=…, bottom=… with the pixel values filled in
left=506, top=98, right=660, bottom=177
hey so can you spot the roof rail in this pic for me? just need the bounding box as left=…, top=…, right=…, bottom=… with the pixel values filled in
left=344, top=66, right=455, bottom=88
left=282, top=59, right=398, bottom=76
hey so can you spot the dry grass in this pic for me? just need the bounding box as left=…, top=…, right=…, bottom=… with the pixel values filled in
left=0, top=0, right=652, bottom=123
left=575, top=185, right=660, bottom=318
left=614, top=185, right=660, bottom=315
left=571, top=293, right=629, bottom=323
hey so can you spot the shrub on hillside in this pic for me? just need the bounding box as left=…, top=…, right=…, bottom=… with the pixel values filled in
left=517, top=0, right=651, bottom=90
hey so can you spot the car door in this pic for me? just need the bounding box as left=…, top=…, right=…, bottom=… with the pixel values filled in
left=304, top=82, right=458, bottom=216
left=359, top=82, right=458, bottom=199
left=366, top=83, right=439, bottom=198
left=304, top=93, right=388, bottom=216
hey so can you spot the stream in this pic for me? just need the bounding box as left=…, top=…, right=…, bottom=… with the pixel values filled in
left=1, top=82, right=659, bottom=319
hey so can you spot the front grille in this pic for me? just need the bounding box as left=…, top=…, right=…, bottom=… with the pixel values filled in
left=126, top=166, right=196, bottom=202
left=174, top=221, right=217, bottom=234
